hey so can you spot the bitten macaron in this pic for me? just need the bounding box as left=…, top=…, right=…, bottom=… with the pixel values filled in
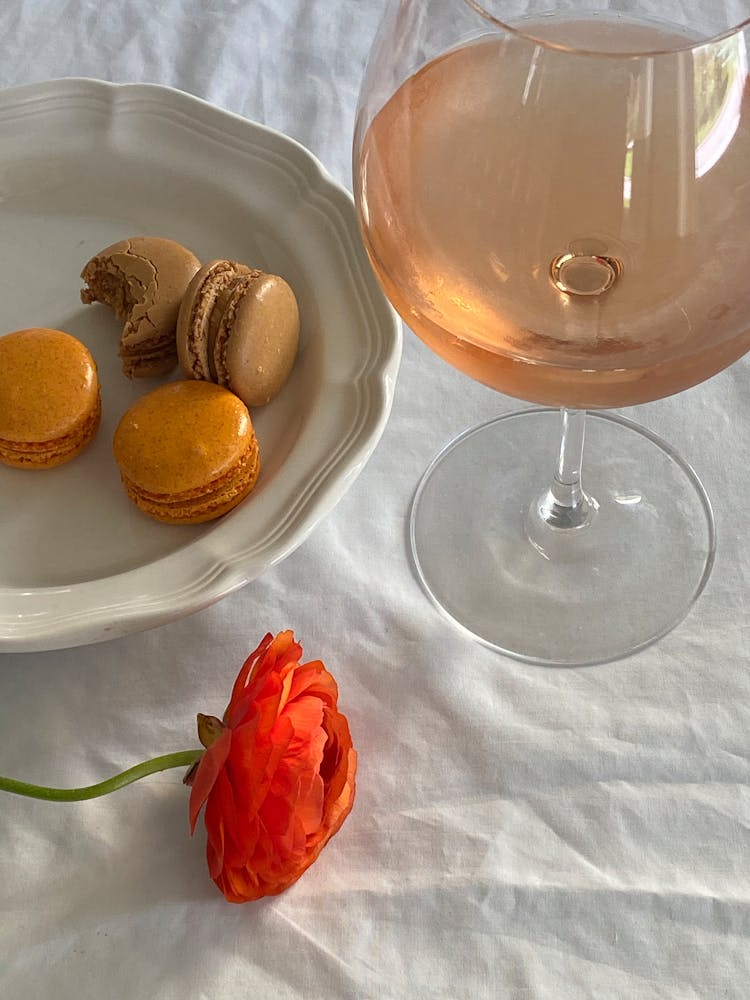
left=80, top=236, right=201, bottom=378
left=113, top=380, right=260, bottom=524
left=0, top=327, right=101, bottom=469
left=176, top=259, right=299, bottom=407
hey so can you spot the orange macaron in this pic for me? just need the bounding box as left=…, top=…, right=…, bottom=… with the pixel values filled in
left=0, top=327, right=101, bottom=469
left=112, top=380, right=260, bottom=524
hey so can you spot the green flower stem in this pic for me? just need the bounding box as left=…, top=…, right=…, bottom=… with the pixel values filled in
left=0, top=749, right=203, bottom=802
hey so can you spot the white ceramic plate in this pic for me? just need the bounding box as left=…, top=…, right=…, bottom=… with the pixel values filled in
left=0, top=79, right=401, bottom=653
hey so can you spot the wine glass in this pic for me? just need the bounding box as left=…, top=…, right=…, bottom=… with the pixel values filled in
left=353, top=0, right=750, bottom=665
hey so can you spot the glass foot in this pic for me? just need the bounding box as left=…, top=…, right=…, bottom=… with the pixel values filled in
left=409, top=408, right=715, bottom=666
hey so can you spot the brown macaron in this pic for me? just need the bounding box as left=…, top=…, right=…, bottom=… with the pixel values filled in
left=0, top=327, right=101, bottom=469
left=112, top=380, right=260, bottom=524
left=81, top=236, right=201, bottom=378
left=176, top=260, right=299, bottom=407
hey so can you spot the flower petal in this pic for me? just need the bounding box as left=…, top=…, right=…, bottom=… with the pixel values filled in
left=188, top=726, right=231, bottom=833
left=196, top=632, right=357, bottom=903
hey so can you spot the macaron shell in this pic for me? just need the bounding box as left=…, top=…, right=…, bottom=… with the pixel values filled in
left=81, top=236, right=200, bottom=378
left=119, top=435, right=260, bottom=524
left=176, top=260, right=255, bottom=380
left=113, top=380, right=256, bottom=495
left=0, top=396, right=101, bottom=469
left=215, top=273, right=300, bottom=407
left=0, top=328, right=101, bottom=468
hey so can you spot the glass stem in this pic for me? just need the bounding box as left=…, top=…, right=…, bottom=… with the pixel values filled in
left=535, top=408, right=595, bottom=530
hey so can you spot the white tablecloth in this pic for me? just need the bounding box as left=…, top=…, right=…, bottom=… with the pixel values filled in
left=1, top=2, right=749, bottom=997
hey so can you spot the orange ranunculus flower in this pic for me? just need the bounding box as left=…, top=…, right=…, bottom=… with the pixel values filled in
left=186, top=631, right=357, bottom=903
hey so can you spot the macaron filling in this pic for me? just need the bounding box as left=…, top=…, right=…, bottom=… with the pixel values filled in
left=211, top=274, right=261, bottom=388
left=204, top=274, right=262, bottom=383
left=178, top=260, right=255, bottom=380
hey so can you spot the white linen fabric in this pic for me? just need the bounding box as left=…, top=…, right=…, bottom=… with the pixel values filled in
left=1, top=2, right=750, bottom=997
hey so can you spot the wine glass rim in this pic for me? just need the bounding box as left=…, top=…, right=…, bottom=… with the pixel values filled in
left=463, top=1, right=750, bottom=57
